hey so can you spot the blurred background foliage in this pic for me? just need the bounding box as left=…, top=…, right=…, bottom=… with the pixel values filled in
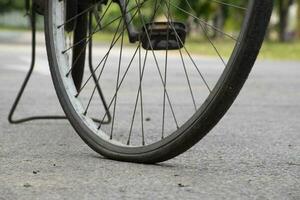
left=0, top=0, right=299, bottom=59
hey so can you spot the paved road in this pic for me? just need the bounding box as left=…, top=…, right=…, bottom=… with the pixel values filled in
left=0, top=42, right=299, bottom=200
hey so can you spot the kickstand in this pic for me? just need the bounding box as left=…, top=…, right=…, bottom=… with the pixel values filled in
left=8, top=8, right=111, bottom=125
left=8, top=8, right=66, bottom=124
left=88, top=11, right=111, bottom=124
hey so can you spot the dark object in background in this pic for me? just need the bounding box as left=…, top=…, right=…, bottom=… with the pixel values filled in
left=32, top=0, right=45, bottom=15
left=141, top=22, right=187, bottom=50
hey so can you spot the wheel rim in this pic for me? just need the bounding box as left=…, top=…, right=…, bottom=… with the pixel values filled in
left=48, top=0, right=253, bottom=151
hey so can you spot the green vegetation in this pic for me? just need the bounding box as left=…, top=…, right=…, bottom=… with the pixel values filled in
left=259, top=40, right=300, bottom=60
left=92, top=31, right=300, bottom=60
left=0, top=0, right=299, bottom=60
left=1, top=27, right=299, bottom=61
left=0, top=25, right=29, bottom=31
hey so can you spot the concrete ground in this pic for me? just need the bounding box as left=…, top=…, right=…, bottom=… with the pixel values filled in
left=0, top=38, right=299, bottom=199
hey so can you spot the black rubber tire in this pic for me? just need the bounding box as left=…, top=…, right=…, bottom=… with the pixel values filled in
left=71, top=6, right=88, bottom=91
left=45, top=0, right=273, bottom=163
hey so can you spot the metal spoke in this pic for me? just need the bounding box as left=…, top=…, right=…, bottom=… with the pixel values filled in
left=75, top=7, right=143, bottom=95
left=138, top=46, right=145, bottom=145
left=62, top=1, right=113, bottom=55
left=134, top=0, right=179, bottom=129
left=64, top=1, right=114, bottom=79
left=184, top=0, right=227, bottom=66
left=76, top=18, right=124, bottom=96
left=169, top=1, right=238, bottom=42
left=161, top=2, right=212, bottom=93
left=98, top=45, right=141, bottom=130
left=212, top=0, right=246, bottom=10
left=62, top=0, right=148, bottom=55
left=163, top=4, right=197, bottom=111
left=110, top=22, right=126, bottom=139
left=127, top=0, right=161, bottom=145
left=63, top=0, right=146, bottom=77
left=83, top=17, right=124, bottom=116
left=57, top=2, right=102, bottom=29
left=127, top=46, right=147, bottom=145
left=161, top=0, right=171, bottom=139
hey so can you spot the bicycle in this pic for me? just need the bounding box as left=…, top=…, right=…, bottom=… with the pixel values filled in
left=8, top=0, right=273, bottom=163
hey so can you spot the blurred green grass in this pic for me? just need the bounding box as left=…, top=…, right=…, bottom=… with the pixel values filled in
left=259, top=41, right=300, bottom=61
left=1, top=27, right=299, bottom=61
left=93, top=32, right=300, bottom=61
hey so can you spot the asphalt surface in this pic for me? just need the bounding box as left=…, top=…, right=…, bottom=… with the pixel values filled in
left=0, top=38, right=299, bottom=199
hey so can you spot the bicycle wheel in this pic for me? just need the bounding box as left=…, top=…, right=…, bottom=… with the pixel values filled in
left=45, top=0, right=272, bottom=163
